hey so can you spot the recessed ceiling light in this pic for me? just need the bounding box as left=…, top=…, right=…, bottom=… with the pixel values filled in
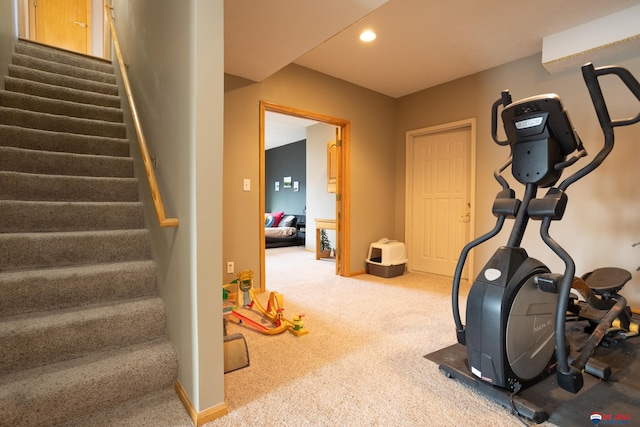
left=360, top=30, right=377, bottom=42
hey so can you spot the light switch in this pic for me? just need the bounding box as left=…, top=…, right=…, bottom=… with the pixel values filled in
left=243, top=179, right=250, bottom=191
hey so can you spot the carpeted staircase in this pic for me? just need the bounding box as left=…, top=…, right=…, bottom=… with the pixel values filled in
left=0, top=40, right=182, bottom=426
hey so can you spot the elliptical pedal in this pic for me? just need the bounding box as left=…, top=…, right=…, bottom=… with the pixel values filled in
left=582, top=267, right=632, bottom=297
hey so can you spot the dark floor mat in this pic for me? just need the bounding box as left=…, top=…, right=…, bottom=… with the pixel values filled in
left=426, top=322, right=640, bottom=425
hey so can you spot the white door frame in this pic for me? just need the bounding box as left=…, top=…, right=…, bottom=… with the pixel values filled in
left=405, top=118, right=477, bottom=279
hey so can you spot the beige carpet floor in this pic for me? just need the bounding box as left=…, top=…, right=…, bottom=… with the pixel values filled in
left=205, top=247, right=559, bottom=427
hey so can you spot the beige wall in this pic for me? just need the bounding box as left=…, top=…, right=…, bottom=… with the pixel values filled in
left=225, top=53, right=640, bottom=305
left=224, top=64, right=397, bottom=286
left=113, top=0, right=224, bottom=413
left=396, top=52, right=640, bottom=307
left=0, top=0, right=17, bottom=82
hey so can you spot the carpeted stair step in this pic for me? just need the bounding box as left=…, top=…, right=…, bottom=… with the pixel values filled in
left=0, top=124, right=129, bottom=157
left=0, top=146, right=133, bottom=177
left=0, top=201, right=144, bottom=233
left=0, top=229, right=152, bottom=272
left=0, top=338, right=178, bottom=427
left=0, top=106, right=126, bottom=138
left=0, top=260, right=158, bottom=318
left=62, top=386, right=192, bottom=427
left=15, top=39, right=114, bottom=75
left=0, top=90, right=123, bottom=123
left=12, top=52, right=116, bottom=85
left=5, top=76, right=121, bottom=109
left=0, top=296, right=166, bottom=375
left=9, top=64, right=118, bottom=96
left=0, top=39, right=180, bottom=426
left=0, top=171, right=139, bottom=202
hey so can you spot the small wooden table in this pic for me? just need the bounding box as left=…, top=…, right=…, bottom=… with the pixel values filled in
left=315, top=218, right=336, bottom=259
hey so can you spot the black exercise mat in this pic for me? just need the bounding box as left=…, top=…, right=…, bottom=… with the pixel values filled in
left=426, top=326, right=640, bottom=425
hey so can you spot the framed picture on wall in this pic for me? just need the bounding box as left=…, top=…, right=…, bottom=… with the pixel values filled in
left=283, top=176, right=292, bottom=188
left=294, top=181, right=299, bottom=192
left=275, top=181, right=280, bottom=191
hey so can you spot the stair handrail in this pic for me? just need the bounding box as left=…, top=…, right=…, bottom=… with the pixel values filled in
left=105, top=5, right=179, bottom=228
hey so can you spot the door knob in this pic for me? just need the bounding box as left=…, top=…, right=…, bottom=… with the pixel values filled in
left=73, top=21, right=87, bottom=28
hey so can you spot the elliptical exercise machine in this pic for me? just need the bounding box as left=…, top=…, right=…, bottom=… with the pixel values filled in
left=444, top=63, right=640, bottom=420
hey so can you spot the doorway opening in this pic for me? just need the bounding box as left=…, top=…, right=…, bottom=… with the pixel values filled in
left=405, top=118, right=476, bottom=280
left=259, top=102, right=351, bottom=292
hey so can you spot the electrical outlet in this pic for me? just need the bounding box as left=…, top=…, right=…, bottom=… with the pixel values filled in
left=227, top=261, right=234, bottom=274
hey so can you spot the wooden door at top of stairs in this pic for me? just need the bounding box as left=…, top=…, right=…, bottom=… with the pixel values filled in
left=30, top=0, right=91, bottom=55
left=407, top=124, right=472, bottom=278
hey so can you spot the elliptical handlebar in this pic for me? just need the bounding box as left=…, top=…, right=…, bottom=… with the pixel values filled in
left=550, top=63, right=640, bottom=392
left=582, top=63, right=640, bottom=129
left=491, top=91, right=512, bottom=146
left=452, top=96, right=515, bottom=342
left=558, top=63, right=640, bottom=192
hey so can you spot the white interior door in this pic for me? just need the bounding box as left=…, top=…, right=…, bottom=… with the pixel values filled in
left=407, top=121, right=474, bottom=278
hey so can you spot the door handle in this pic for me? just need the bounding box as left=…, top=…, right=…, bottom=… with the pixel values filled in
left=460, top=202, right=471, bottom=223
left=73, top=21, right=87, bottom=28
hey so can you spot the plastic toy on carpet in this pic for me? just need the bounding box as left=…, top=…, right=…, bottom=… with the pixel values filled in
left=229, top=270, right=309, bottom=337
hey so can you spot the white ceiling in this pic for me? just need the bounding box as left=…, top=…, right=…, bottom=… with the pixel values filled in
left=227, top=0, right=640, bottom=147
left=224, top=0, right=389, bottom=84
left=264, top=111, right=320, bottom=150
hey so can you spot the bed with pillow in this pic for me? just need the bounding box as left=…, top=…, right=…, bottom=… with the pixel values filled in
left=264, top=212, right=305, bottom=248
